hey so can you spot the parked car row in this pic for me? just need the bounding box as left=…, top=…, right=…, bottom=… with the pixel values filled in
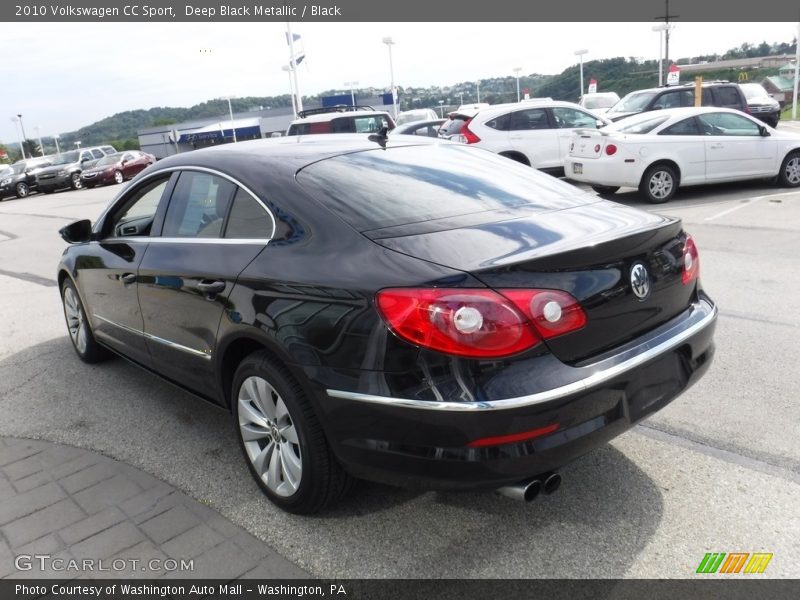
left=0, top=147, right=155, bottom=201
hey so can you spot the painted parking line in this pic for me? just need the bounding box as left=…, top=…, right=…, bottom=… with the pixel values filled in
left=704, top=190, right=798, bottom=222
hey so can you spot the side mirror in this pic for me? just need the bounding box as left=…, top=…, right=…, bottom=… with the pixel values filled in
left=596, top=120, right=606, bottom=128
left=759, top=125, right=771, bottom=137
left=59, top=219, right=92, bottom=244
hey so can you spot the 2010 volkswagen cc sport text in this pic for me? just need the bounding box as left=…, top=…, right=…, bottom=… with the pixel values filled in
left=57, top=135, right=717, bottom=514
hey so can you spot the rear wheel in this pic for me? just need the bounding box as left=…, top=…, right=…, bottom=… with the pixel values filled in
left=639, top=164, right=677, bottom=204
left=61, top=279, right=111, bottom=363
left=591, top=185, right=620, bottom=196
left=15, top=182, right=29, bottom=198
left=70, top=173, right=82, bottom=190
left=232, top=351, right=353, bottom=514
left=777, top=151, right=800, bottom=187
left=113, top=170, right=124, bottom=184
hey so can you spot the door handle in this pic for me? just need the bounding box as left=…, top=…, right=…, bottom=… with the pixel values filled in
left=197, top=280, right=226, bottom=295
left=709, top=143, right=724, bottom=149
left=120, top=273, right=136, bottom=284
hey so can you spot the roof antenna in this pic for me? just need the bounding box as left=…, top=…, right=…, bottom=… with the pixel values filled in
left=368, top=126, right=389, bottom=148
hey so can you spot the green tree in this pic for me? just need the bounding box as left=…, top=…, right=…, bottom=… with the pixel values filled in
left=22, top=139, right=41, bottom=158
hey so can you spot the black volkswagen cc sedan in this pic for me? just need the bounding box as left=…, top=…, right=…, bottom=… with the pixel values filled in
left=57, top=135, right=716, bottom=514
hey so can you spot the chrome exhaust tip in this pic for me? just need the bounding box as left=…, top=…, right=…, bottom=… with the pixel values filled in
left=542, top=472, right=562, bottom=495
left=497, top=478, right=542, bottom=503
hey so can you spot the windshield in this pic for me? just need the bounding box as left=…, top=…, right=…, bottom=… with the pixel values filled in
left=584, top=96, right=618, bottom=109
left=607, top=91, right=657, bottom=114
left=51, top=151, right=80, bottom=165
left=95, top=154, right=122, bottom=167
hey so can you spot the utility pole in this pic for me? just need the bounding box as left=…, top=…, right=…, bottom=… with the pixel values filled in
left=655, top=0, right=679, bottom=78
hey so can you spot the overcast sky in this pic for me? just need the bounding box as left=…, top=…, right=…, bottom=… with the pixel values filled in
left=1, top=21, right=796, bottom=144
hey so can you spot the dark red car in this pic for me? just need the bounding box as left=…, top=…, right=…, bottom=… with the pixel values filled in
left=80, top=151, right=154, bottom=187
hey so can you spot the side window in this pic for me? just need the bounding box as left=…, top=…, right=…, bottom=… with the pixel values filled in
left=551, top=107, right=599, bottom=129
left=331, top=118, right=355, bottom=133
left=509, top=108, right=549, bottom=131
left=223, top=189, right=274, bottom=239
left=91, top=149, right=104, bottom=159
left=107, top=176, right=170, bottom=238
left=714, top=87, right=743, bottom=108
left=80, top=151, right=93, bottom=162
left=697, top=112, right=761, bottom=136
left=161, top=172, right=236, bottom=238
left=485, top=113, right=512, bottom=131
left=652, top=91, right=689, bottom=110
left=123, top=153, right=135, bottom=162
left=660, top=117, right=701, bottom=136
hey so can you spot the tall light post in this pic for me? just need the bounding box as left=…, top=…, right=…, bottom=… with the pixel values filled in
left=513, top=67, right=522, bottom=102
left=282, top=65, right=297, bottom=117
left=225, top=96, right=237, bottom=143
left=286, top=23, right=303, bottom=114
left=574, top=49, right=588, bottom=99
left=438, top=100, right=444, bottom=117
left=652, top=24, right=668, bottom=85
left=53, top=134, right=60, bottom=154
left=476, top=80, right=481, bottom=103
left=344, top=80, right=358, bottom=106
left=382, top=37, right=398, bottom=118
left=35, top=125, right=44, bottom=156
left=10, top=116, right=25, bottom=159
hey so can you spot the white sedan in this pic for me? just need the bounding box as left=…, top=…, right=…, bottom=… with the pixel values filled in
left=564, top=107, right=800, bottom=203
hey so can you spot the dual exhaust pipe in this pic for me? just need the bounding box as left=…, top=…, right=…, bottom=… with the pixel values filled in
left=497, top=472, right=562, bottom=503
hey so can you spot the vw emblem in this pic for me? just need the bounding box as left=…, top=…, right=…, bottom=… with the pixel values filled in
left=630, top=263, right=651, bottom=300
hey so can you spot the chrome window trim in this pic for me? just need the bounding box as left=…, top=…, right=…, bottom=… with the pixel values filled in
left=93, top=165, right=277, bottom=241
left=97, top=237, right=270, bottom=245
left=326, top=303, right=717, bottom=412
left=93, top=314, right=212, bottom=360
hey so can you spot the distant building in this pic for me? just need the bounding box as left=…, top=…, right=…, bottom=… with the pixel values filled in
left=137, top=95, right=395, bottom=159
left=761, top=62, right=797, bottom=106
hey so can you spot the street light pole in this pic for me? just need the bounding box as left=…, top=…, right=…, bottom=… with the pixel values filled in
left=53, top=134, right=60, bottom=154
left=282, top=65, right=297, bottom=118
left=344, top=81, right=358, bottom=106
left=287, top=22, right=303, bottom=113
left=513, top=67, right=522, bottom=102
left=35, top=125, right=44, bottom=156
left=382, top=37, right=398, bottom=118
left=226, top=96, right=237, bottom=143
left=477, top=80, right=480, bottom=102
left=574, top=50, right=588, bottom=99
left=438, top=100, right=444, bottom=117
left=652, top=24, right=667, bottom=85
left=10, top=117, right=25, bottom=159
left=17, top=114, right=29, bottom=157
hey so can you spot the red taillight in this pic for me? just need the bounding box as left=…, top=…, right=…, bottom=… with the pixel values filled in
left=375, top=288, right=586, bottom=358
left=605, top=144, right=618, bottom=156
left=467, top=423, right=560, bottom=448
left=460, top=118, right=481, bottom=144
left=681, top=235, right=700, bottom=285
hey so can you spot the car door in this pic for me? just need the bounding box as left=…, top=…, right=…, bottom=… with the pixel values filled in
left=121, top=153, right=144, bottom=178
left=697, top=112, right=776, bottom=181
left=507, top=107, right=559, bottom=170
left=79, top=173, right=175, bottom=366
left=551, top=106, right=604, bottom=165
left=136, top=169, right=274, bottom=397
left=656, top=117, right=707, bottom=185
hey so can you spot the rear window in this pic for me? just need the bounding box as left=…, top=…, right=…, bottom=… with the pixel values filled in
left=439, top=117, right=468, bottom=137
left=296, top=144, right=593, bottom=231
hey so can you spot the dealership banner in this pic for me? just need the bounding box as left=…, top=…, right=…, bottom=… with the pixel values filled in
left=2, top=0, right=799, bottom=21
left=4, top=579, right=800, bottom=599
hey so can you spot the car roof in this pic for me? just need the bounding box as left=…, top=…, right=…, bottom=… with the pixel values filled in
left=604, top=106, right=758, bottom=130
left=291, top=109, right=391, bottom=125
left=625, top=81, right=740, bottom=95
left=474, top=100, right=607, bottom=118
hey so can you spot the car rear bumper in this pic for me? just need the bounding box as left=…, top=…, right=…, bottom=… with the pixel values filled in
left=564, top=157, right=642, bottom=188
left=309, top=294, right=717, bottom=489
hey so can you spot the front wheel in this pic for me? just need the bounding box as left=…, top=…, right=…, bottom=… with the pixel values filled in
left=15, top=182, right=29, bottom=198
left=70, top=173, right=82, bottom=190
left=591, top=185, right=620, bottom=196
left=61, top=279, right=111, bottom=363
left=639, top=164, right=678, bottom=204
left=113, top=170, right=124, bottom=184
left=777, top=151, right=800, bottom=187
left=232, top=351, right=353, bottom=514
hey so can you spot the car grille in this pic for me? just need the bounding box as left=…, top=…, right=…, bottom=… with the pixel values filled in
left=83, top=173, right=97, bottom=178
left=749, top=105, right=774, bottom=114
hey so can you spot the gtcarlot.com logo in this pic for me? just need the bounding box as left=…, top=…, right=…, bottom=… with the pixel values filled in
left=696, top=552, right=773, bottom=574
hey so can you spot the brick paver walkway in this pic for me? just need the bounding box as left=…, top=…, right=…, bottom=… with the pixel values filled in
left=0, top=437, right=308, bottom=579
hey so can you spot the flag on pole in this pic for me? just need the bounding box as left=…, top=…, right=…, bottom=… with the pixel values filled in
left=285, top=31, right=305, bottom=66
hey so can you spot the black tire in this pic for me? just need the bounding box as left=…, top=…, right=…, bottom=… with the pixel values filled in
left=70, top=172, right=82, bottom=190
left=60, top=279, right=112, bottom=364
left=232, top=351, right=353, bottom=514
left=639, top=163, right=678, bottom=204
left=15, top=182, right=29, bottom=198
left=591, top=185, right=620, bottom=196
left=113, top=170, right=124, bottom=184
left=777, top=151, right=800, bottom=188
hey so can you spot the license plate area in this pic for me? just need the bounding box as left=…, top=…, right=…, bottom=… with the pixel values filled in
left=572, top=163, right=583, bottom=175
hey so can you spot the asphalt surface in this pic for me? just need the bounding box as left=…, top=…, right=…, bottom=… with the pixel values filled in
left=0, top=155, right=798, bottom=578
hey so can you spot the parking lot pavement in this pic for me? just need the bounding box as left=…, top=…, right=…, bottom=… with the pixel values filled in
left=0, top=183, right=798, bottom=578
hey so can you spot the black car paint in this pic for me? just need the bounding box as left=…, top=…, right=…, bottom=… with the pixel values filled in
left=58, top=135, right=716, bottom=490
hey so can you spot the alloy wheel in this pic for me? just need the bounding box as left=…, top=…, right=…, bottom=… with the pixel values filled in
left=16, top=182, right=29, bottom=198
left=71, top=173, right=82, bottom=189
left=238, top=375, right=303, bottom=497
left=63, top=287, right=88, bottom=354
left=648, top=170, right=673, bottom=200
left=114, top=170, right=124, bottom=184
left=784, top=157, right=800, bottom=185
